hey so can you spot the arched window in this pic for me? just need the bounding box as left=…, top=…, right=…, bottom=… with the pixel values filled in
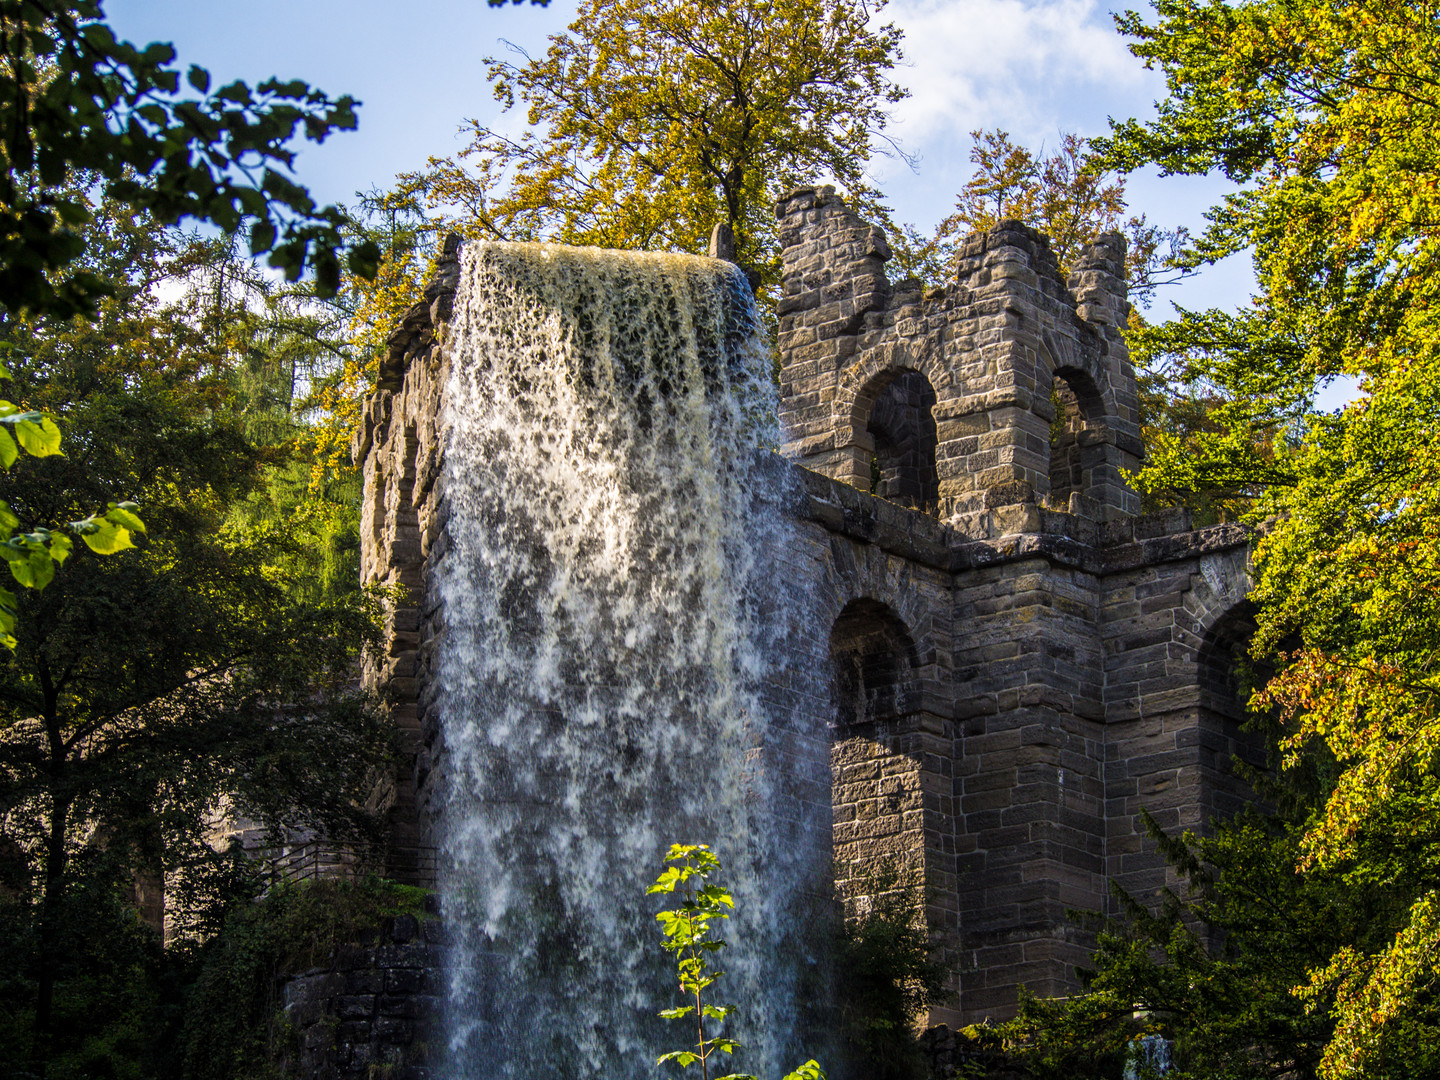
left=831, top=598, right=920, bottom=729
left=829, top=599, right=923, bottom=914
left=855, top=370, right=939, bottom=513
left=1196, top=604, right=1272, bottom=821
left=1197, top=605, right=1263, bottom=722
left=1048, top=367, right=1104, bottom=508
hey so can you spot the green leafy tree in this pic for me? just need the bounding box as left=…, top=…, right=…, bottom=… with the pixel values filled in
left=0, top=0, right=380, bottom=320
left=1043, top=0, right=1440, bottom=1072
left=0, top=0, right=392, bottom=647
left=0, top=196, right=391, bottom=1077
left=400, top=0, right=907, bottom=297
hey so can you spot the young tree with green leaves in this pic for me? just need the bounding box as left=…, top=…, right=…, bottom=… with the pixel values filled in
left=649, top=844, right=826, bottom=1080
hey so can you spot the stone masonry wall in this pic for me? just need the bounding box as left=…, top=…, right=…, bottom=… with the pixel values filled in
left=355, top=194, right=1257, bottom=1031
left=277, top=914, right=442, bottom=1080
left=353, top=235, right=461, bottom=885
left=775, top=186, right=1142, bottom=523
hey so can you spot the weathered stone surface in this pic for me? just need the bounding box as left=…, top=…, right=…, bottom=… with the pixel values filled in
left=278, top=917, right=439, bottom=1080
left=356, top=191, right=1257, bottom=1032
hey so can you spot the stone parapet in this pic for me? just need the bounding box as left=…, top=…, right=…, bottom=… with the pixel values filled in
left=776, top=189, right=1142, bottom=522
left=278, top=914, right=443, bottom=1080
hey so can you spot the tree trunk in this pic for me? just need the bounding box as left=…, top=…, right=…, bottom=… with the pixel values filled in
left=33, top=788, right=71, bottom=1074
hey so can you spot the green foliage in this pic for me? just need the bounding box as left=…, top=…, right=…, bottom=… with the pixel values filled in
left=0, top=189, right=392, bottom=1077
left=649, top=843, right=825, bottom=1080
left=1090, top=0, right=1440, bottom=1070
left=0, top=847, right=170, bottom=1080
left=401, top=0, right=906, bottom=301
left=178, top=875, right=431, bottom=1080
left=0, top=390, right=146, bottom=647
left=0, top=0, right=380, bottom=320
left=832, top=866, right=947, bottom=1080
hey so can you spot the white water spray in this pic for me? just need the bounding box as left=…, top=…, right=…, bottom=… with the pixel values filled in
left=433, top=242, right=823, bottom=1080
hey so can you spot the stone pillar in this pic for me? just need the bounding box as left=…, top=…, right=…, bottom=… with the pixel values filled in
left=1068, top=233, right=1143, bottom=518
left=775, top=185, right=892, bottom=483
left=942, top=222, right=1064, bottom=515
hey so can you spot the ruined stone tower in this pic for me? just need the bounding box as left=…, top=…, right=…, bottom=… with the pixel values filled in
left=356, top=189, right=1259, bottom=1028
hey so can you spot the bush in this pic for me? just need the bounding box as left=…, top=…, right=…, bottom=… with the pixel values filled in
left=833, top=868, right=949, bottom=1080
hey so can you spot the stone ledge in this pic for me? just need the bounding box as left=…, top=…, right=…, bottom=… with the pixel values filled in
left=792, top=462, right=1250, bottom=577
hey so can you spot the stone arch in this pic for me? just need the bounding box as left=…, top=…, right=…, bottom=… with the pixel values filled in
left=818, top=539, right=940, bottom=671
left=852, top=368, right=940, bottom=512
left=1197, top=603, right=1262, bottom=721
left=1192, top=599, right=1271, bottom=822
left=827, top=597, right=928, bottom=923
left=830, top=346, right=954, bottom=509
left=1041, top=338, right=1109, bottom=510
left=835, top=343, right=954, bottom=430
left=831, top=597, right=923, bottom=730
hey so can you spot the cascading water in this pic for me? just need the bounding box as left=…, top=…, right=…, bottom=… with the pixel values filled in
left=434, top=242, right=827, bottom=1079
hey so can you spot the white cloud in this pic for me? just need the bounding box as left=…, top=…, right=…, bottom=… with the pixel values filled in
left=866, top=0, right=1165, bottom=227
left=884, top=0, right=1150, bottom=144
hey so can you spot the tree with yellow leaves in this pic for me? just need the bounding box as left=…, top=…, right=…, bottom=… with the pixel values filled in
left=893, top=129, right=1182, bottom=305
left=400, top=0, right=907, bottom=297
left=1074, top=0, right=1440, bottom=1074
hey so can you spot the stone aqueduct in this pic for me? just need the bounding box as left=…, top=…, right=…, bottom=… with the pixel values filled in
left=356, top=186, right=1257, bottom=1025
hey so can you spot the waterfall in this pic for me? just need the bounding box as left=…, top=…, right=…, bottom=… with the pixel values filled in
left=433, top=242, right=823, bottom=1080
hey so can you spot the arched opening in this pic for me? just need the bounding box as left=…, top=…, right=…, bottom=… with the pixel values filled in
left=1047, top=366, right=1105, bottom=509
left=855, top=370, right=939, bottom=513
left=1196, top=604, right=1272, bottom=821
left=829, top=599, right=923, bottom=916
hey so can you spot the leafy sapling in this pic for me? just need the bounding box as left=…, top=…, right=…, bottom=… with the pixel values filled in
left=648, top=843, right=824, bottom=1080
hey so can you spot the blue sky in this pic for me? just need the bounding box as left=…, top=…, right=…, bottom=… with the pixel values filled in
left=106, top=0, right=1253, bottom=317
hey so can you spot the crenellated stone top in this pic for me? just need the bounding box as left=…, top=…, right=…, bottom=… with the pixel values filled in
left=773, top=185, right=1143, bottom=527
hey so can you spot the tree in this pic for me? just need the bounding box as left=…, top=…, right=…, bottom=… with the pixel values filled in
left=0, top=0, right=391, bottom=650
left=891, top=129, right=1184, bottom=306
left=399, top=0, right=907, bottom=295
left=0, top=196, right=391, bottom=1076
left=1059, top=0, right=1440, bottom=1073
left=0, top=0, right=380, bottom=320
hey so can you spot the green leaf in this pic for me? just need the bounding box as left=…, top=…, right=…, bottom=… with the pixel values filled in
left=8, top=547, right=53, bottom=590
left=78, top=518, right=136, bottom=555
left=0, top=428, right=18, bottom=471
left=781, top=1060, right=826, bottom=1080
left=0, top=583, right=15, bottom=647
left=14, top=415, right=62, bottom=457
left=105, top=504, right=145, bottom=533
left=659, top=1006, right=694, bottom=1020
